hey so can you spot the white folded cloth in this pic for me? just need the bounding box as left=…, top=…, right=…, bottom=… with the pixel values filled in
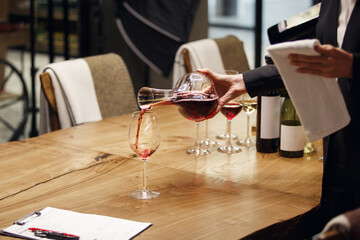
left=172, top=39, right=225, bottom=87
left=39, top=59, right=102, bottom=134
left=267, top=39, right=350, bottom=142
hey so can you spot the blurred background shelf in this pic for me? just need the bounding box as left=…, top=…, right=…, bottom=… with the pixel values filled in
left=8, top=0, right=79, bottom=58
left=35, top=32, right=79, bottom=56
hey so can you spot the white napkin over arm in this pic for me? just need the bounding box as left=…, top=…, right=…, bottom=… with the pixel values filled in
left=267, top=39, right=350, bottom=141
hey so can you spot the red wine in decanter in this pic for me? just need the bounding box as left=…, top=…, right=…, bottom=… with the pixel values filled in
left=174, top=93, right=218, bottom=122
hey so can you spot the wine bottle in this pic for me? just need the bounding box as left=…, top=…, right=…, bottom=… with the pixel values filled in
left=279, top=92, right=305, bottom=158
left=256, top=92, right=281, bottom=153
left=256, top=55, right=281, bottom=153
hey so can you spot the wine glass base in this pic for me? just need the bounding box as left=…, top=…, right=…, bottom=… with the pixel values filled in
left=130, top=189, right=160, bottom=200
left=216, top=133, right=238, bottom=140
left=304, top=142, right=317, bottom=154
left=199, top=139, right=219, bottom=148
left=218, top=145, right=242, bottom=154
left=304, top=147, right=317, bottom=154
left=236, top=138, right=255, bottom=148
left=187, top=147, right=210, bottom=156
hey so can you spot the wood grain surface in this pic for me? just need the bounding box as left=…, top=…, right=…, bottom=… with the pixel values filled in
left=0, top=106, right=323, bottom=240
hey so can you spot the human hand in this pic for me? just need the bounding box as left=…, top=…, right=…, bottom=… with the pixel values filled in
left=288, top=44, right=353, bottom=78
left=197, top=68, right=247, bottom=117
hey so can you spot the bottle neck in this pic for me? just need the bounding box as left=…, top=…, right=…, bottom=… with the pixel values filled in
left=138, top=87, right=175, bottom=110
left=281, top=96, right=301, bottom=123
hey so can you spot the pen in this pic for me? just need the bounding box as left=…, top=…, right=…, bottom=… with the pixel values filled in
left=28, top=228, right=80, bottom=240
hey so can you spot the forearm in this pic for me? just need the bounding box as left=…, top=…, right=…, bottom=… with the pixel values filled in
left=243, top=65, right=285, bottom=97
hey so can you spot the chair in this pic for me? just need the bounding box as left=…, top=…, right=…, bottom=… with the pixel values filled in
left=39, top=53, right=138, bottom=134
left=173, top=35, right=250, bottom=85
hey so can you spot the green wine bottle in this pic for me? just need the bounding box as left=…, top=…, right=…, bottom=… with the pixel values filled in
left=279, top=92, right=305, bottom=158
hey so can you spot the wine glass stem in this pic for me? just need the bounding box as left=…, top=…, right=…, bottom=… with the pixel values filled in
left=196, top=122, right=200, bottom=149
left=205, top=120, right=209, bottom=139
left=246, top=114, right=250, bottom=140
left=226, top=120, right=232, bottom=147
left=142, top=159, right=147, bottom=191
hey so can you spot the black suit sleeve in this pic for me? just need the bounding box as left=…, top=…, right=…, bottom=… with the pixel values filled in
left=354, top=53, right=360, bottom=81
left=242, top=64, right=285, bottom=97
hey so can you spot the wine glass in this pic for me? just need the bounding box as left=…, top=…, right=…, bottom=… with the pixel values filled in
left=129, top=111, right=160, bottom=199
left=200, top=120, right=219, bottom=148
left=173, top=72, right=218, bottom=156
left=237, top=94, right=257, bottom=148
left=216, top=70, right=239, bottom=141
left=304, top=136, right=318, bottom=154
left=218, top=97, right=243, bottom=154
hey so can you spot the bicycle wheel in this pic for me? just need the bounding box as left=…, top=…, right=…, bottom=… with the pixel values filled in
left=0, top=58, right=29, bottom=142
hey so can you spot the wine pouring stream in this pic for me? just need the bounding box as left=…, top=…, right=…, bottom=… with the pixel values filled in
left=129, top=111, right=160, bottom=199
left=137, top=72, right=219, bottom=156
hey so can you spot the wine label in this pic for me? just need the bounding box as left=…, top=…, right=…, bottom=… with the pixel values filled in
left=260, top=96, right=281, bottom=139
left=280, top=125, right=305, bottom=151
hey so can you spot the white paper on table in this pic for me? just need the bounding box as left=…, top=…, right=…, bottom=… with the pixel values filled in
left=1, top=207, right=152, bottom=240
left=267, top=39, right=350, bottom=142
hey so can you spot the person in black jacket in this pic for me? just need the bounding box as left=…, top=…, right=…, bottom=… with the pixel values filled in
left=199, top=0, right=360, bottom=239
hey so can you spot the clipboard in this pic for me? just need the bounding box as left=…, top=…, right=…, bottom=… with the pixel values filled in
left=0, top=207, right=152, bottom=240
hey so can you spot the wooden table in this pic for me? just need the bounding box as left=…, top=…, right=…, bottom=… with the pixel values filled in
left=0, top=106, right=323, bottom=239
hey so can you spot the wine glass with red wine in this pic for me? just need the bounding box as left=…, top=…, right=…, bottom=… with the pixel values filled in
left=173, top=72, right=218, bottom=156
left=129, top=111, right=160, bottom=200
left=216, top=70, right=240, bottom=141
left=218, top=97, right=243, bottom=154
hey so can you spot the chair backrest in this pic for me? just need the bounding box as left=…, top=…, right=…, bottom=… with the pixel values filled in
left=40, top=71, right=59, bottom=131
left=213, top=35, right=250, bottom=74
left=40, top=53, right=138, bottom=133
left=173, top=35, right=250, bottom=86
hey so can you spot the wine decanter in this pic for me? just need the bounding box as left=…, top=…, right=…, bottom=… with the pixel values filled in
left=138, top=72, right=218, bottom=121
left=137, top=72, right=218, bottom=155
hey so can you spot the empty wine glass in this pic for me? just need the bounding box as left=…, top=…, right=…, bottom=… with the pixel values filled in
left=129, top=111, right=160, bottom=199
left=216, top=70, right=239, bottom=141
left=173, top=72, right=218, bottom=156
left=218, top=97, right=243, bottom=154
left=237, top=94, right=257, bottom=148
